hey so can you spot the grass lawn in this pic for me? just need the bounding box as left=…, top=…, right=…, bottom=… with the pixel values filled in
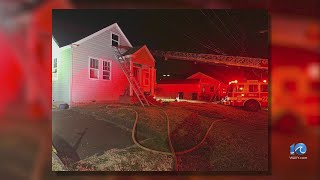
left=70, top=102, right=268, bottom=171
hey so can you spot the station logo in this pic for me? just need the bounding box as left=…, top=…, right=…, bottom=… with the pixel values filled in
left=289, top=143, right=307, bottom=160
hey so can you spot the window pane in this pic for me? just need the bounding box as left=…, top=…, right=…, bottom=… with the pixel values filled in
left=90, top=58, right=99, bottom=69
left=90, top=69, right=98, bottom=79
left=103, top=61, right=110, bottom=70
left=95, top=60, right=99, bottom=69
left=236, top=85, right=244, bottom=92
left=112, top=40, right=119, bottom=46
left=103, top=75, right=110, bottom=80
left=260, top=85, right=268, bottom=92
left=112, top=34, right=119, bottom=41
left=249, top=85, right=258, bottom=92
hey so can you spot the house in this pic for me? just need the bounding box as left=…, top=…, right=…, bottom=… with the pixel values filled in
left=156, top=72, right=227, bottom=101
left=52, top=23, right=156, bottom=106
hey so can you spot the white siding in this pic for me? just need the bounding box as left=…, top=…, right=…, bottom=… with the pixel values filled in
left=52, top=48, right=71, bottom=104
left=71, top=25, right=131, bottom=104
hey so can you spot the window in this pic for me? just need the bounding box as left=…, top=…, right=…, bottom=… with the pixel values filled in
left=249, top=85, right=258, bottom=92
left=260, top=84, right=268, bottom=92
left=102, top=60, right=111, bottom=80
left=111, top=33, right=119, bottom=46
left=89, top=58, right=99, bottom=79
left=236, top=85, right=245, bottom=92
left=52, top=58, right=58, bottom=80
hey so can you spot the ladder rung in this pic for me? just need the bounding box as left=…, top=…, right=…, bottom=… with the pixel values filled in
left=113, top=46, right=150, bottom=107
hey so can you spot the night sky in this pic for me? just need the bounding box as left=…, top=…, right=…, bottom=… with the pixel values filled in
left=53, top=10, right=269, bottom=82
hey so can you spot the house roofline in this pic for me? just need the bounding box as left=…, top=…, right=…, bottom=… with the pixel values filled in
left=52, top=36, right=59, bottom=47
left=72, top=23, right=133, bottom=47
left=187, top=72, right=219, bottom=81
left=130, top=45, right=156, bottom=62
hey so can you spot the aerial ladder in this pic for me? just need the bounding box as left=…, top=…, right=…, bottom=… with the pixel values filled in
left=151, top=50, right=268, bottom=70
left=114, top=46, right=268, bottom=106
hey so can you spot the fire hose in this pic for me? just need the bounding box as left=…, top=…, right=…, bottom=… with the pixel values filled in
left=112, top=106, right=224, bottom=171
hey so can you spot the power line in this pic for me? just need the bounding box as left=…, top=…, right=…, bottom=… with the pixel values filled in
left=182, top=13, right=226, bottom=55
left=210, top=10, right=242, bottom=48
left=199, top=10, right=241, bottom=51
left=224, top=10, right=244, bottom=38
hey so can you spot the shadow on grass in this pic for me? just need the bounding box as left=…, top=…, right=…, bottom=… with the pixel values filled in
left=52, top=128, right=88, bottom=168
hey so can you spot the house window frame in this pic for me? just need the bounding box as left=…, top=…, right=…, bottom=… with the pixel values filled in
left=52, top=57, right=58, bottom=81
left=111, top=32, right=120, bottom=47
left=89, top=57, right=99, bottom=80
left=102, top=60, right=112, bottom=80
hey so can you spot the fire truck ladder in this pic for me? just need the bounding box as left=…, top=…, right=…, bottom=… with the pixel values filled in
left=112, top=46, right=150, bottom=107
left=210, top=83, right=222, bottom=102
left=151, top=50, right=268, bottom=70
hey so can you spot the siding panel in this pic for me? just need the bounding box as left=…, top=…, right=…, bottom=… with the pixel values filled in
left=52, top=48, right=71, bottom=104
left=71, top=26, right=131, bottom=104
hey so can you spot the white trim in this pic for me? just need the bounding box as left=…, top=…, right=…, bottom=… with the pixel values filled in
left=88, top=57, right=100, bottom=80
left=73, top=23, right=132, bottom=47
left=102, top=59, right=112, bottom=81
left=111, top=32, right=120, bottom=47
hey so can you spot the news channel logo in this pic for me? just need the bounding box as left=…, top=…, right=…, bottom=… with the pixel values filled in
left=289, top=143, right=307, bottom=160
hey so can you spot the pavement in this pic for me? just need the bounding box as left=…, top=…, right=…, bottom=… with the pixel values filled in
left=52, top=109, right=134, bottom=166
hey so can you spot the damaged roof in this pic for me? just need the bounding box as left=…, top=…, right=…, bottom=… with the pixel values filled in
left=122, top=46, right=144, bottom=56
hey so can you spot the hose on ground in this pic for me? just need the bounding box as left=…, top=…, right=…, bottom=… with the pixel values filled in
left=107, top=105, right=224, bottom=171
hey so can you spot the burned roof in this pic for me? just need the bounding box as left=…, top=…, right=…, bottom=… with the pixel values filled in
left=122, top=46, right=144, bottom=56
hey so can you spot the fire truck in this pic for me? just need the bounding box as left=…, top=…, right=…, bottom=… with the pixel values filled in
left=222, top=79, right=268, bottom=111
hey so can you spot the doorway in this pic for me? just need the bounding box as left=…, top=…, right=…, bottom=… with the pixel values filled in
left=178, top=92, right=184, bottom=99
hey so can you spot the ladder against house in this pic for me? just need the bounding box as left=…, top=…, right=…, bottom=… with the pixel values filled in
left=112, top=46, right=150, bottom=107
left=210, top=83, right=222, bottom=102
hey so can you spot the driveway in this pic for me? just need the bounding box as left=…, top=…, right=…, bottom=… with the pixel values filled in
left=52, top=109, right=133, bottom=165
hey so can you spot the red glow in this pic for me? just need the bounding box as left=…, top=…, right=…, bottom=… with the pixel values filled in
left=263, top=80, right=267, bottom=83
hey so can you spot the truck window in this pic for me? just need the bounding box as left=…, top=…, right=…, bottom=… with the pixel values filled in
left=236, top=85, right=245, bottom=92
left=260, top=84, right=268, bottom=92
left=249, top=85, right=258, bottom=92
